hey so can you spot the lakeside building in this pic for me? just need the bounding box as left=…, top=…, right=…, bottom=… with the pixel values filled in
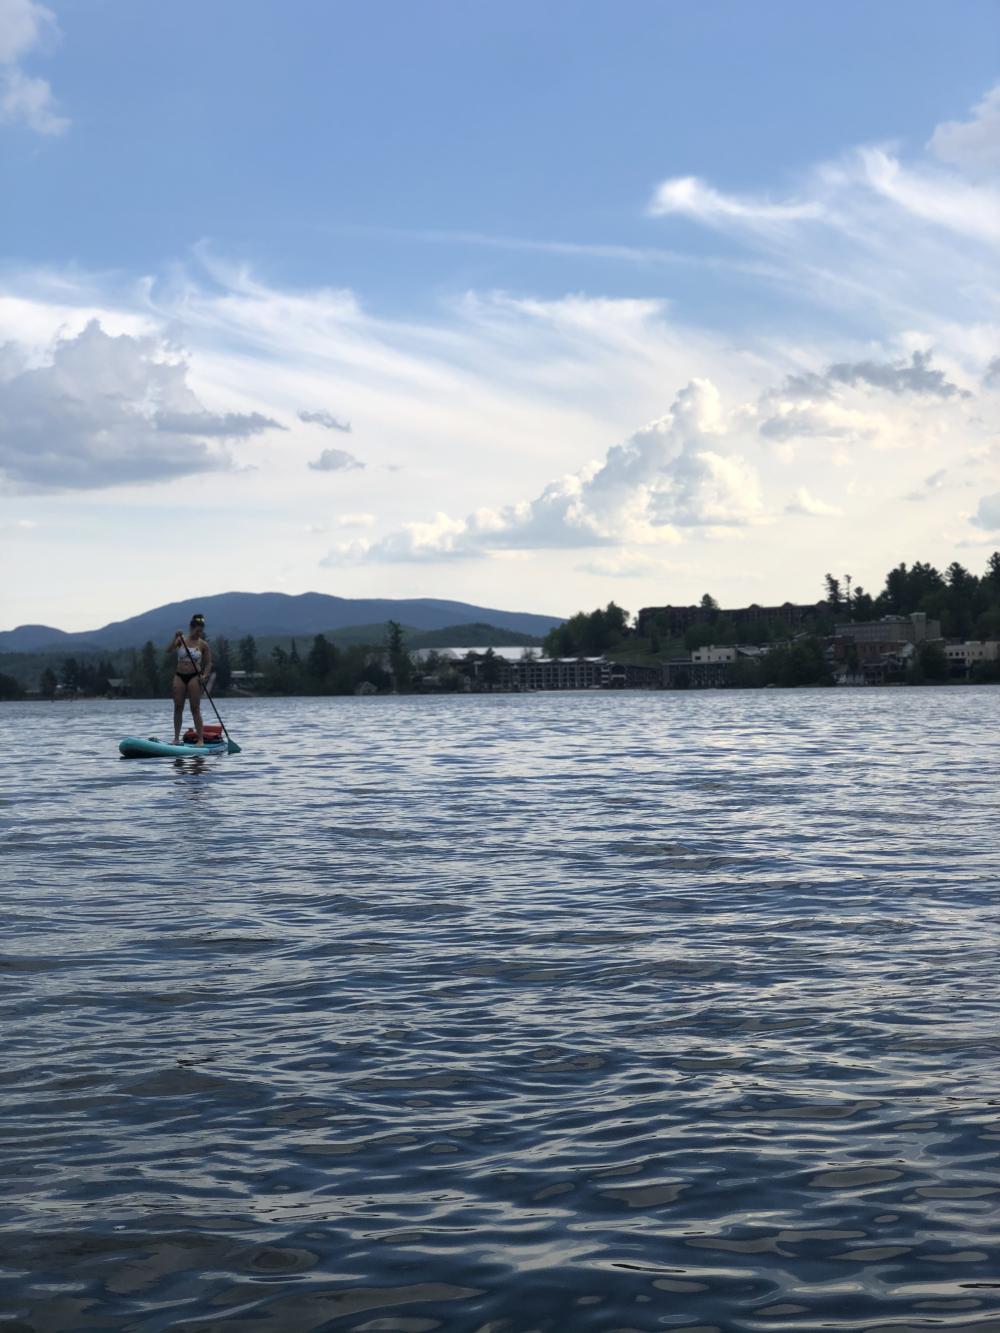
left=662, top=658, right=728, bottom=689
left=853, top=643, right=916, bottom=685
left=663, top=644, right=766, bottom=689
left=944, top=640, right=999, bottom=677
left=637, top=600, right=827, bottom=638
left=229, top=669, right=266, bottom=692
left=504, top=656, right=661, bottom=691
left=409, top=646, right=533, bottom=664
left=691, top=645, right=737, bottom=664
left=833, top=612, right=940, bottom=644
left=829, top=614, right=944, bottom=684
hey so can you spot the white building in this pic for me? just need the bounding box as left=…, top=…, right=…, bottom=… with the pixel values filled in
left=691, top=644, right=737, bottom=664
left=944, top=640, right=999, bottom=670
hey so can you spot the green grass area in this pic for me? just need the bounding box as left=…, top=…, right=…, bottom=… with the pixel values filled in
left=605, top=635, right=688, bottom=666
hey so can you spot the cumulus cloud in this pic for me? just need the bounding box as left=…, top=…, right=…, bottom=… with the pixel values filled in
left=0, top=319, right=279, bottom=491
left=322, top=380, right=764, bottom=565
left=3, top=89, right=999, bottom=603
left=983, top=357, right=1000, bottom=388
left=0, top=0, right=67, bottom=134
left=785, top=487, right=842, bottom=517
left=308, top=447, right=364, bottom=472
left=299, top=408, right=351, bottom=432
left=928, top=84, right=1000, bottom=174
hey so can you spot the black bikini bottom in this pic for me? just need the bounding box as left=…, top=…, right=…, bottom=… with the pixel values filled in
left=175, top=672, right=200, bottom=688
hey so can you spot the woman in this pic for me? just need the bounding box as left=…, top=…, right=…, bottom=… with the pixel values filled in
left=167, top=614, right=212, bottom=745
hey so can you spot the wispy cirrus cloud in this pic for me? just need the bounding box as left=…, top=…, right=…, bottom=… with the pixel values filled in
left=4, top=84, right=1000, bottom=601
left=299, top=408, right=351, bottom=432
left=647, top=176, right=821, bottom=225
left=647, top=90, right=1000, bottom=336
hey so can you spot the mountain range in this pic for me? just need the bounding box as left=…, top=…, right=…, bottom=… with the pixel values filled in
left=0, top=592, right=565, bottom=653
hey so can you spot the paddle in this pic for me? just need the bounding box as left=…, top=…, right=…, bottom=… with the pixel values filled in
left=179, top=634, right=242, bottom=754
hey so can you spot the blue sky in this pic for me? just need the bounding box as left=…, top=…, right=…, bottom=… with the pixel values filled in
left=1, top=0, right=999, bottom=628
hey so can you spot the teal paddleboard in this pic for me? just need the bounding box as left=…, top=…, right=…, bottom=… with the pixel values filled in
left=119, top=736, right=228, bottom=758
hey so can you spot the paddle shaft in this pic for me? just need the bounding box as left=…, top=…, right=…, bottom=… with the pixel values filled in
left=179, top=634, right=240, bottom=751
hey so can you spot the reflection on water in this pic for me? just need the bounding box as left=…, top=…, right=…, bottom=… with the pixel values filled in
left=2, top=689, right=1000, bottom=1330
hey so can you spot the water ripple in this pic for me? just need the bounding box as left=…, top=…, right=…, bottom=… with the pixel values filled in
left=1, top=689, right=999, bottom=1330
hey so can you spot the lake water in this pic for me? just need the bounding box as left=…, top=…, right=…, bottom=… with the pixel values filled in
left=2, top=688, right=1000, bottom=1332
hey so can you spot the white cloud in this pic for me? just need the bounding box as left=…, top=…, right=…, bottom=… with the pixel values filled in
left=576, top=552, right=673, bottom=578
left=647, top=92, right=1000, bottom=339
left=929, top=84, right=1000, bottom=174
left=337, top=512, right=375, bottom=527
left=786, top=487, right=842, bottom=517
left=758, top=400, right=879, bottom=445
left=647, top=175, right=821, bottom=225
left=0, top=0, right=52, bottom=61
left=0, top=319, right=280, bottom=491
left=4, top=70, right=1000, bottom=628
left=0, top=0, right=66, bottom=134
left=859, top=146, right=1000, bottom=247
left=322, top=379, right=764, bottom=565
left=308, top=447, right=364, bottom=472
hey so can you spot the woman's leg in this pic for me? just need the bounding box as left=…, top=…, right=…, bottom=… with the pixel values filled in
left=187, top=677, right=204, bottom=743
left=171, top=676, right=186, bottom=743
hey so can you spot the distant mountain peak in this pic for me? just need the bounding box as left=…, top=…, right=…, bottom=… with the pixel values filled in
left=0, top=591, right=564, bottom=654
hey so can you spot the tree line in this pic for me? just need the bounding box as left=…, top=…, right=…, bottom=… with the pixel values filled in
left=549, top=552, right=1000, bottom=688
left=9, top=622, right=512, bottom=698
left=550, top=553, right=1000, bottom=660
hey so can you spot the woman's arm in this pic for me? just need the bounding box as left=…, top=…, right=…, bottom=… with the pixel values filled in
left=165, top=630, right=183, bottom=655
left=199, top=642, right=213, bottom=679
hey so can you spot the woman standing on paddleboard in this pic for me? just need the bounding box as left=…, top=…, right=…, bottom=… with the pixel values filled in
left=167, top=614, right=212, bottom=745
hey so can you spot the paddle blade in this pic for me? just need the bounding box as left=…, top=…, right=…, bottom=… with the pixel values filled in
left=227, top=739, right=242, bottom=754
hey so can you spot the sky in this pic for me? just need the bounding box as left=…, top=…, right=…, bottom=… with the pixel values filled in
left=1, top=0, right=999, bottom=631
